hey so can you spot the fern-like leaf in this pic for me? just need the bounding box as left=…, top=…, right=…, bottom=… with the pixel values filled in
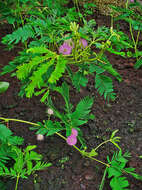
left=16, top=55, right=52, bottom=80
left=27, top=46, right=54, bottom=55
left=95, top=74, right=115, bottom=101
left=48, top=55, right=67, bottom=84
left=2, top=24, right=34, bottom=45
left=16, top=47, right=55, bottom=80
left=30, top=161, right=52, bottom=172
left=25, top=59, right=55, bottom=97
left=71, top=96, right=94, bottom=120
left=72, top=72, right=88, bottom=91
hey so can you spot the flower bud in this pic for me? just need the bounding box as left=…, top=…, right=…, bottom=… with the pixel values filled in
left=47, top=108, right=54, bottom=115
left=37, top=134, right=44, bottom=141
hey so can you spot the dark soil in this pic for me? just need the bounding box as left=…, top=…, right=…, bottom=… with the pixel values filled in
left=0, top=14, right=142, bottom=190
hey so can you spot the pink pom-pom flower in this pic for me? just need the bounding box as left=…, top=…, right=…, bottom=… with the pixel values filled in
left=59, top=42, right=72, bottom=55
left=79, top=38, right=88, bottom=48
left=66, top=134, right=77, bottom=146
left=71, top=128, right=78, bottom=137
left=66, top=128, right=78, bottom=146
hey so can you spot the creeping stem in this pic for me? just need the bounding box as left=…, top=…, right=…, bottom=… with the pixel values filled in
left=0, top=117, right=109, bottom=167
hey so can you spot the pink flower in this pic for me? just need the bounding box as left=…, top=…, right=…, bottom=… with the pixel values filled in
left=66, top=128, right=78, bottom=146
left=66, top=135, right=77, bottom=146
left=130, top=0, right=134, bottom=2
left=59, top=42, right=72, bottom=55
left=71, top=128, right=78, bottom=137
left=79, top=38, right=88, bottom=48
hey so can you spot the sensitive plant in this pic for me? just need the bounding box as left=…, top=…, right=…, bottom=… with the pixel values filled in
left=0, top=90, right=142, bottom=190
left=1, top=82, right=142, bottom=189
left=0, top=0, right=142, bottom=189
left=2, top=1, right=140, bottom=103
left=1, top=20, right=126, bottom=102
left=29, top=82, right=94, bottom=147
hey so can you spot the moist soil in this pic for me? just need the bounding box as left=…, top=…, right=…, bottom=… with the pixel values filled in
left=0, top=14, right=142, bottom=190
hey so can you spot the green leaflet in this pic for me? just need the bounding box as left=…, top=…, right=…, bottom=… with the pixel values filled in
left=100, top=64, right=122, bottom=82
left=45, top=121, right=64, bottom=136
left=48, top=55, right=67, bottom=84
left=2, top=24, right=34, bottom=45
left=16, top=55, right=51, bottom=80
left=51, top=82, right=70, bottom=107
left=30, top=120, right=65, bottom=137
left=107, top=151, right=142, bottom=190
left=25, top=59, right=55, bottom=98
left=0, top=145, right=51, bottom=181
left=0, top=82, right=9, bottom=94
left=95, top=74, right=116, bottom=101
left=15, top=47, right=69, bottom=98
left=0, top=124, right=13, bottom=142
left=71, top=96, right=94, bottom=121
left=110, top=177, right=129, bottom=190
left=134, top=58, right=142, bottom=69
left=72, top=72, right=88, bottom=91
left=27, top=46, right=54, bottom=54
left=16, top=47, right=55, bottom=80
left=0, top=124, right=24, bottom=168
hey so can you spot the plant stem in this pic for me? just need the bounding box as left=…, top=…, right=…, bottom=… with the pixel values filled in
left=99, top=167, right=108, bottom=190
left=126, top=0, right=129, bottom=9
left=94, top=140, right=110, bottom=152
left=0, top=117, right=39, bottom=126
left=0, top=117, right=110, bottom=167
left=15, top=174, right=20, bottom=190
left=84, top=154, right=110, bottom=167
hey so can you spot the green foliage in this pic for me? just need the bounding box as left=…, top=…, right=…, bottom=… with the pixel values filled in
left=15, top=46, right=67, bottom=98
left=1, top=1, right=142, bottom=190
left=111, top=2, right=142, bottom=31
left=0, top=82, right=9, bottom=94
left=95, top=74, right=115, bottom=101
left=2, top=24, right=35, bottom=45
left=0, top=124, right=51, bottom=189
left=0, top=145, right=51, bottom=178
left=111, top=1, right=142, bottom=69
left=83, top=2, right=96, bottom=17
left=0, top=50, right=31, bottom=76
left=134, top=57, right=142, bottom=69
left=0, top=124, right=24, bottom=167
left=1, top=10, right=124, bottom=102
left=72, top=72, right=88, bottom=91
left=71, top=96, right=94, bottom=124
left=1, top=3, right=78, bottom=48
left=0, top=0, right=67, bottom=27
left=30, top=82, right=94, bottom=146
left=107, top=151, right=142, bottom=190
